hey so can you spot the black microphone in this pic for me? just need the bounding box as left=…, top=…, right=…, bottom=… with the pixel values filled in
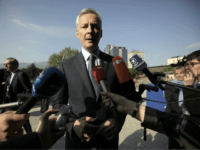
left=130, top=54, right=165, bottom=91
left=16, top=67, right=66, bottom=114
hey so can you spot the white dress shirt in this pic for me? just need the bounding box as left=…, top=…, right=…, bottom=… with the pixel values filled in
left=9, top=68, right=19, bottom=85
left=81, top=48, right=101, bottom=70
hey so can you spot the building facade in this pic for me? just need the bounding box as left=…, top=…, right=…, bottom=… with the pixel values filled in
left=104, top=44, right=128, bottom=63
left=128, top=49, right=145, bottom=68
left=167, top=56, right=183, bottom=65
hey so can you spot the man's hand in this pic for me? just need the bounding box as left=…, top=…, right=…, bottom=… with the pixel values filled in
left=184, top=71, right=196, bottom=86
left=36, top=109, right=73, bottom=149
left=100, top=91, right=135, bottom=115
left=73, top=116, right=99, bottom=142
left=0, top=111, right=30, bottom=141
left=2, top=82, right=5, bottom=85
left=95, top=119, right=117, bottom=140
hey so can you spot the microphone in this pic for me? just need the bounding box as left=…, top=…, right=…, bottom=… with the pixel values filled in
left=93, top=65, right=120, bottom=126
left=129, top=54, right=165, bottom=91
left=16, top=67, right=66, bottom=114
left=93, top=66, right=115, bottom=108
left=112, top=56, right=140, bottom=102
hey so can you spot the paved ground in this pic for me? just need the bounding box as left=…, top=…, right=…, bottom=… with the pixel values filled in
left=26, top=77, right=168, bottom=149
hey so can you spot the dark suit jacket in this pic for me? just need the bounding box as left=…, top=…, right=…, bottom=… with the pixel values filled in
left=164, top=84, right=182, bottom=114
left=3, top=69, right=32, bottom=104
left=52, top=51, right=126, bottom=149
left=0, top=132, right=42, bottom=149
left=183, top=85, right=200, bottom=117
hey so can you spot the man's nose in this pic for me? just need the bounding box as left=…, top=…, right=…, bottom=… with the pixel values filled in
left=86, top=25, right=93, bottom=33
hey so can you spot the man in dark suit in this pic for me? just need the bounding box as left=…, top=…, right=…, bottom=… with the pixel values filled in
left=0, top=69, right=8, bottom=105
left=52, top=8, right=126, bottom=149
left=3, top=57, right=32, bottom=133
left=183, top=50, right=200, bottom=116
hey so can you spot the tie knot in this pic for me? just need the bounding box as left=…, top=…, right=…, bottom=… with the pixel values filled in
left=89, top=54, right=96, bottom=61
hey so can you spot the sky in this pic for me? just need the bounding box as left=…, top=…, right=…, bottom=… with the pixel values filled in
left=0, top=0, right=200, bottom=66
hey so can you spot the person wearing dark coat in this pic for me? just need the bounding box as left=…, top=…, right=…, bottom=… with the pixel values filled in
left=164, top=66, right=186, bottom=149
left=52, top=8, right=126, bottom=149
left=2, top=57, right=32, bottom=133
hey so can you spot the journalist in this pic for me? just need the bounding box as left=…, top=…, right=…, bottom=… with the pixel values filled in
left=183, top=50, right=200, bottom=116
left=100, top=91, right=199, bottom=149
left=0, top=109, right=73, bottom=149
left=164, top=67, right=187, bottom=149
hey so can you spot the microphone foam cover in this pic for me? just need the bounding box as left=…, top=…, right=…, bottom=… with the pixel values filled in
left=93, top=66, right=107, bottom=84
left=32, top=67, right=65, bottom=98
left=112, top=56, right=132, bottom=84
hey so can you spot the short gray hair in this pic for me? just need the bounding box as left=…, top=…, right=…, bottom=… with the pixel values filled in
left=76, top=8, right=102, bottom=29
left=6, top=57, right=19, bottom=68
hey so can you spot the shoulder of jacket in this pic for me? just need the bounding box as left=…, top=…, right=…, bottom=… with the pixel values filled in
left=99, top=51, right=113, bottom=62
left=61, top=53, right=80, bottom=65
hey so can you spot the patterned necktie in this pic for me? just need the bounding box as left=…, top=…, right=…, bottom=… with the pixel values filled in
left=88, top=54, right=99, bottom=97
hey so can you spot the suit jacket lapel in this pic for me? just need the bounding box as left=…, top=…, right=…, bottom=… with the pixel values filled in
left=9, top=70, right=19, bottom=88
left=75, top=52, right=96, bottom=98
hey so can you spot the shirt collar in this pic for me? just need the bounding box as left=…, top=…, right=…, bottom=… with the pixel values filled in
left=81, top=48, right=100, bottom=62
left=11, top=68, right=18, bottom=75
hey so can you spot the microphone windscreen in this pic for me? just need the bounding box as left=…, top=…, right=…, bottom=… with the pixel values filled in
left=112, top=56, right=132, bottom=84
left=93, top=66, right=107, bottom=84
left=32, top=67, right=66, bottom=98
left=129, top=54, right=147, bottom=71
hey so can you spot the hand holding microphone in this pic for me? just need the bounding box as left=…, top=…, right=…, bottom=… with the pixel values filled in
left=36, top=109, right=73, bottom=149
left=100, top=91, right=136, bottom=116
left=0, top=111, right=30, bottom=141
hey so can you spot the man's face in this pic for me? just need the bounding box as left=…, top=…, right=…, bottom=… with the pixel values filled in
left=174, top=68, right=185, bottom=81
left=76, top=13, right=102, bottom=53
left=4, top=60, right=15, bottom=72
left=186, top=58, right=200, bottom=79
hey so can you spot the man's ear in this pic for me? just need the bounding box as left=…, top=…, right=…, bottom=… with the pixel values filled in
left=76, top=29, right=79, bottom=38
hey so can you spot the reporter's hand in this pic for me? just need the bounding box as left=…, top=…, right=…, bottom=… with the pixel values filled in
left=0, top=110, right=30, bottom=141
left=100, top=91, right=135, bottom=115
left=2, top=82, right=5, bottom=85
left=95, top=119, right=117, bottom=140
left=184, top=71, right=196, bottom=86
left=73, top=116, right=99, bottom=142
left=36, top=109, right=73, bottom=149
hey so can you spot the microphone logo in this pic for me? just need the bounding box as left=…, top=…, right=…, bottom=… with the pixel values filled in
left=40, top=71, right=44, bottom=78
left=130, top=58, right=138, bottom=67
left=97, top=66, right=103, bottom=69
left=116, top=59, right=122, bottom=64
left=33, top=85, right=35, bottom=92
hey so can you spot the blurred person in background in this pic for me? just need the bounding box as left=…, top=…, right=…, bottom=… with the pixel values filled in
left=2, top=57, right=32, bottom=133
left=164, top=66, right=187, bottom=149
